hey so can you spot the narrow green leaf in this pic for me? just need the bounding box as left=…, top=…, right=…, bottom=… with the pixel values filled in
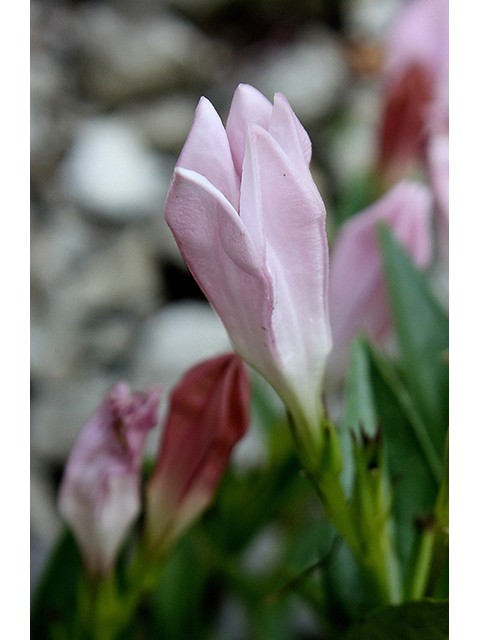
left=31, top=528, right=83, bottom=640
left=147, top=536, right=210, bottom=640
left=333, top=169, right=378, bottom=227
left=378, top=223, right=448, bottom=457
left=340, top=337, right=379, bottom=496
left=341, top=599, right=448, bottom=640
left=369, top=346, right=442, bottom=484
left=366, top=345, right=439, bottom=562
left=342, top=337, right=378, bottom=439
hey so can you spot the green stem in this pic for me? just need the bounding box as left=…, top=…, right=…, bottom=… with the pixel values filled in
left=307, top=467, right=361, bottom=559
left=295, top=415, right=401, bottom=605
left=73, top=544, right=169, bottom=640
left=310, top=464, right=401, bottom=605
left=74, top=572, right=121, bottom=640
left=405, top=524, right=436, bottom=600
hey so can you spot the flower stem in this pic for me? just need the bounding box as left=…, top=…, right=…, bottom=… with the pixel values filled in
left=294, top=414, right=401, bottom=605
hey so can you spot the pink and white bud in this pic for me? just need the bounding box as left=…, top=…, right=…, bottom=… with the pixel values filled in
left=144, top=353, right=249, bottom=552
left=328, top=181, right=433, bottom=382
left=164, top=84, right=331, bottom=459
left=379, top=0, right=449, bottom=179
left=58, top=382, right=162, bottom=576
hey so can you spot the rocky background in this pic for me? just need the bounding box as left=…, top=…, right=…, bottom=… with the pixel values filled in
left=31, top=0, right=402, bottom=593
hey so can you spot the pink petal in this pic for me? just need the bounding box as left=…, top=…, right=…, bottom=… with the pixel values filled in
left=379, top=0, right=449, bottom=178
left=58, top=383, right=162, bottom=575
left=385, top=0, right=449, bottom=88
left=243, top=125, right=331, bottom=425
left=164, top=167, right=279, bottom=382
left=268, top=93, right=312, bottom=176
left=145, top=353, right=250, bottom=547
left=428, top=133, right=449, bottom=236
left=328, top=181, right=432, bottom=381
left=238, top=128, right=266, bottom=260
left=177, top=96, right=240, bottom=209
left=226, top=83, right=273, bottom=176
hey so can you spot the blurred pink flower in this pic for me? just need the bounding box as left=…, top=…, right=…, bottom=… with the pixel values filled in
left=427, top=132, right=449, bottom=258
left=58, top=383, right=162, bottom=576
left=144, top=353, right=249, bottom=551
left=328, top=181, right=433, bottom=382
left=379, top=0, right=449, bottom=179
left=164, top=84, right=331, bottom=455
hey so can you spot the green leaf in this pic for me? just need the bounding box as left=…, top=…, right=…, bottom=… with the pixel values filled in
left=341, top=599, right=448, bottom=640
left=146, top=535, right=211, bottom=640
left=342, top=337, right=378, bottom=439
left=31, top=528, right=83, bottom=640
left=332, top=168, right=378, bottom=227
left=340, top=337, right=380, bottom=495
left=366, top=345, right=440, bottom=562
left=378, top=224, right=448, bottom=458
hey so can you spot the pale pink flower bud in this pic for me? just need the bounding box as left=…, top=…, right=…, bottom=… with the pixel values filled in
left=328, top=181, right=433, bottom=382
left=164, top=84, right=331, bottom=458
left=58, top=382, right=162, bottom=576
left=379, top=0, right=449, bottom=179
left=144, top=353, right=249, bottom=551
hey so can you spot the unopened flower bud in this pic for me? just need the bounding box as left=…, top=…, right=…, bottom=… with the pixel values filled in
left=58, top=382, right=162, bottom=576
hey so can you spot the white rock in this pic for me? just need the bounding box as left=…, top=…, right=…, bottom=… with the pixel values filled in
left=30, top=206, right=92, bottom=296
left=345, top=0, right=402, bottom=42
left=241, top=525, right=285, bottom=577
left=231, top=419, right=268, bottom=473
left=328, top=81, right=382, bottom=185
left=30, top=465, right=63, bottom=591
left=30, top=467, right=62, bottom=544
left=30, top=50, right=65, bottom=103
left=133, top=301, right=231, bottom=391
left=162, top=0, right=230, bottom=16
left=132, top=94, right=197, bottom=152
left=32, top=226, right=160, bottom=382
left=82, top=316, right=135, bottom=368
left=239, top=27, right=350, bottom=123
left=61, top=116, right=172, bottom=222
left=30, top=320, right=78, bottom=382
left=79, top=6, right=223, bottom=103
left=63, top=228, right=160, bottom=315
left=214, top=597, right=249, bottom=640
left=31, top=378, right=120, bottom=461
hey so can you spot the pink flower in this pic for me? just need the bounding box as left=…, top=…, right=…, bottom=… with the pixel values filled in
left=58, top=383, right=162, bottom=576
left=144, top=353, right=249, bottom=551
left=379, top=0, right=449, bottom=179
left=427, top=132, right=449, bottom=258
left=164, top=84, right=331, bottom=459
left=328, top=181, right=433, bottom=382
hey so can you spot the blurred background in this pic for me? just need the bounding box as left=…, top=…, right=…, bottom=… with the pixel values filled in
left=31, top=0, right=404, bottom=598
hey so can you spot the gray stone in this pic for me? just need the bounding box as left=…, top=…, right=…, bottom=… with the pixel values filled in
left=31, top=377, right=120, bottom=462
left=241, top=525, right=285, bottom=577
left=132, top=301, right=231, bottom=391
left=30, top=465, right=63, bottom=592
left=231, top=419, right=268, bottom=473
left=131, top=94, right=197, bottom=153
left=66, top=228, right=160, bottom=315
left=344, top=0, right=402, bottom=42
left=78, top=6, right=223, bottom=104
left=235, top=27, right=350, bottom=124
left=31, top=222, right=160, bottom=381
left=30, top=51, right=73, bottom=185
left=327, top=81, right=382, bottom=186
left=30, top=206, right=92, bottom=299
left=60, top=115, right=172, bottom=222
left=81, top=316, right=137, bottom=368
